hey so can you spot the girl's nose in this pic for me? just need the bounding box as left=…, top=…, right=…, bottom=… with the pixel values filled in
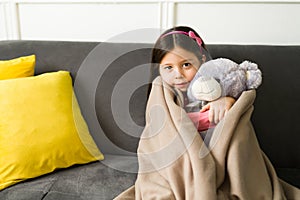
left=174, top=68, right=184, bottom=79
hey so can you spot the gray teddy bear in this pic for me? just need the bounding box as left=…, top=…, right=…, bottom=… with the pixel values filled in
left=186, top=58, right=262, bottom=110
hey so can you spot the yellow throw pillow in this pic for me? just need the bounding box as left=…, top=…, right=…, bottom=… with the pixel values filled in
left=0, top=71, right=104, bottom=191
left=0, top=55, right=35, bottom=80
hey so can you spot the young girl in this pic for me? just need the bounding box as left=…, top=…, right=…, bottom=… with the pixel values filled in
left=150, top=26, right=236, bottom=130
left=115, top=26, right=300, bottom=200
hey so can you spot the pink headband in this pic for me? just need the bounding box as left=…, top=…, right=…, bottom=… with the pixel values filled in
left=160, top=30, right=203, bottom=49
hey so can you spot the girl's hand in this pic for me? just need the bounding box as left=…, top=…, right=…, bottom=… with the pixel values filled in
left=200, top=97, right=236, bottom=124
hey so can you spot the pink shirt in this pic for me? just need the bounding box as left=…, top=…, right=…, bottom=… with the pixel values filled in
left=187, top=110, right=214, bottom=132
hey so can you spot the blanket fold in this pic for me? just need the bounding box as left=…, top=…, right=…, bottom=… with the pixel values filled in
left=115, top=76, right=300, bottom=200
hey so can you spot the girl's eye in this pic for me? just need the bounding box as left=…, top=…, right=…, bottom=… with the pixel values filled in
left=163, top=66, right=172, bottom=70
left=183, top=63, right=191, bottom=68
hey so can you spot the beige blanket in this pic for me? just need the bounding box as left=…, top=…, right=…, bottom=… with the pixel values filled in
left=115, top=76, right=300, bottom=200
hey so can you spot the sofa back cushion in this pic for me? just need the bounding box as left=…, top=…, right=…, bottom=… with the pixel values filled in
left=0, top=41, right=299, bottom=169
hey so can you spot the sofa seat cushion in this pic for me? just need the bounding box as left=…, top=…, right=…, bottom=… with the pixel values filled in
left=0, top=155, right=138, bottom=200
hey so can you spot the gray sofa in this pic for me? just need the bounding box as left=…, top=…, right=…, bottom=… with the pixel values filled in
left=0, top=40, right=299, bottom=200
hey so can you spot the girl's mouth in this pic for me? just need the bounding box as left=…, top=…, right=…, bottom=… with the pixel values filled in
left=175, top=82, right=188, bottom=88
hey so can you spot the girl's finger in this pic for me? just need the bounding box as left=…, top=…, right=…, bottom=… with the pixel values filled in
left=208, top=108, right=214, bottom=123
left=214, top=108, right=220, bottom=124
left=200, top=103, right=210, bottom=112
left=218, top=109, right=225, bottom=123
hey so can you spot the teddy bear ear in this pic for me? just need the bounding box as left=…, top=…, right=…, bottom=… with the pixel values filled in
left=240, top=60, right=263, bottom=89
left=239, top=60, right=258, bottom=71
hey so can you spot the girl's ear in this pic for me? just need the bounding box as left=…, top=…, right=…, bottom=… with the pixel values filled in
left=201, top=55, right=206, bottom=63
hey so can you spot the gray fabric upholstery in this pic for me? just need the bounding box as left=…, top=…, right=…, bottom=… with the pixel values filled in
left=0, top=40, right=299, bottom=199
left=1, top=156, right=137, bottom=200
left=74, top=42, right=153, bottom=154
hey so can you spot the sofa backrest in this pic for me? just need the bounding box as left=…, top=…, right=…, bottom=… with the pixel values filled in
left=0, top=40, right=299, bottom=169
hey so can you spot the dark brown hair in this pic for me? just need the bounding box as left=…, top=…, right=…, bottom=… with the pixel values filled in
left=149, top=26, right=211, bottom=82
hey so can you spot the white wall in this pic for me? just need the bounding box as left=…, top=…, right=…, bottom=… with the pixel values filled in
left=0, top=0, right=300, bottom=45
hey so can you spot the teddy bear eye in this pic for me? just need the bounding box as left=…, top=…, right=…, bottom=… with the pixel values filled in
left=215, top=78, right=220, bottom=83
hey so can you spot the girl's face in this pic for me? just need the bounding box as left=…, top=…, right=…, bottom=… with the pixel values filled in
left=159, top=47, right=204, bottom=92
